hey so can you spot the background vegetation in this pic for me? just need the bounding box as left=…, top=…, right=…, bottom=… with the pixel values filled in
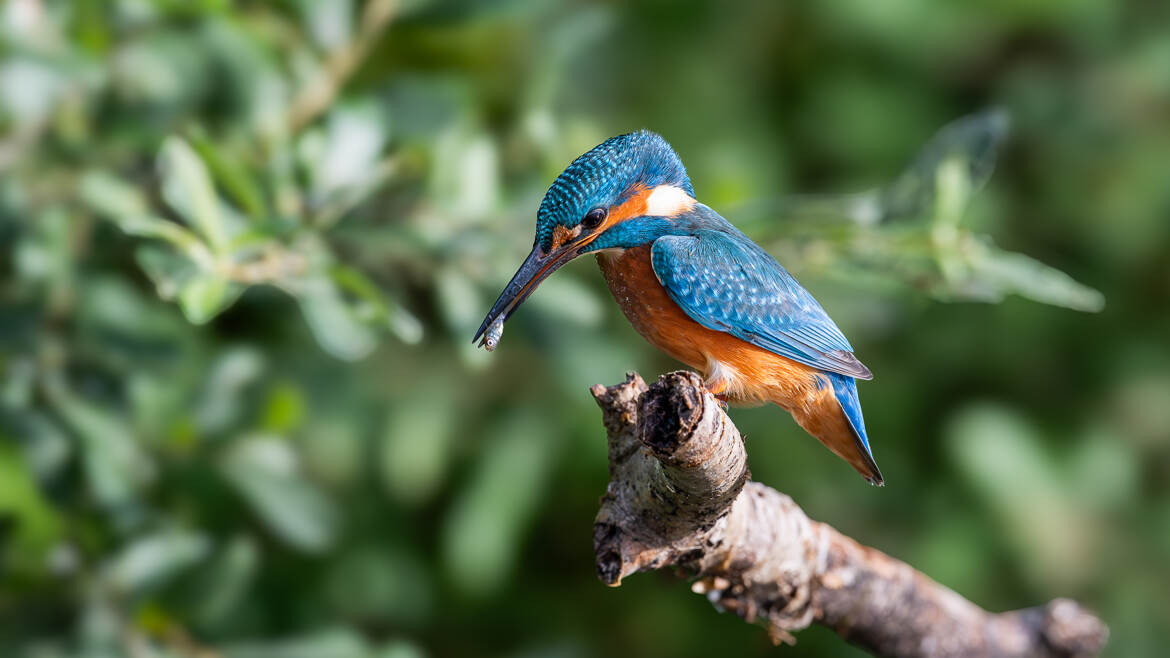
left=2, top=1, right=1168, bottom=656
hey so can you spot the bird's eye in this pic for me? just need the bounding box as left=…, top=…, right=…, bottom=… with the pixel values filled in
left=581, top=207, right=607, bottom=230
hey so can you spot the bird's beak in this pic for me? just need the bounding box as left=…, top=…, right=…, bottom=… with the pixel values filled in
left=473, top=240, right=584, bottom=349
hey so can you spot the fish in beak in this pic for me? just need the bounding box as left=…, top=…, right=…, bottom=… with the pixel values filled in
left=473, top=239, right=585, bottom=351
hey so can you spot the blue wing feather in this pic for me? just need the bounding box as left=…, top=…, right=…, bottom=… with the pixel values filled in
left=650, top=230, right=872, bottom=380
left=827, top=372, right=882, bottom=484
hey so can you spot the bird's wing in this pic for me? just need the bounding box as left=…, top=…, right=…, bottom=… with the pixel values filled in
left=650, top=231, right=872, bottom=380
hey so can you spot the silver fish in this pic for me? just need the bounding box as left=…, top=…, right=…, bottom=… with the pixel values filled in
left=480, top=316, right=504, bottom=352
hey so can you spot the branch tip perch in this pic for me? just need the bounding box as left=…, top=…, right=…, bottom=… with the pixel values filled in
left=590, top=371, right=1108, bottom=658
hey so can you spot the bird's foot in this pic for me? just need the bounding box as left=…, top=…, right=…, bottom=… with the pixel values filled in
left=704, top=379, right=731, bottom=409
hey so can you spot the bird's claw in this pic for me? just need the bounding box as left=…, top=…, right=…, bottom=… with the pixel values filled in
left=704, top=379, right=731, bottom=409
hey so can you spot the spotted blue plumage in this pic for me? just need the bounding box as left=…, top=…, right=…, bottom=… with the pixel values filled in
left=536, top=131, right=692, bottom=251
left=649, top=229, right=873, bottom=380
left=475, top=129, right=882, bottom=483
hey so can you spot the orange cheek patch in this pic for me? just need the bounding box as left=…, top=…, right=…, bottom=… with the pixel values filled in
left=563, top=184, right=652, bottom=253
left=550, top=225, right=575, bottom=250
left=607, top=184, right=651, bottom=224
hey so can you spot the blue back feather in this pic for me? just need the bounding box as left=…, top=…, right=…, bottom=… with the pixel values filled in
left=649, top=222, right=872, bottom=380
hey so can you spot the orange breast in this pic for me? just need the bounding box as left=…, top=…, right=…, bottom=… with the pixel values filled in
left=597, top=246, right=877, bottom=479
left=595, top=246, right=824, bottom=409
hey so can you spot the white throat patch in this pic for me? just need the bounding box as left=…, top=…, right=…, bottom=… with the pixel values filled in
left=644, top=184, right=696, bottom=217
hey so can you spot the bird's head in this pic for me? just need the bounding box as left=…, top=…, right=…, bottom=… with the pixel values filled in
left=474, top=130, right=696, bottom=349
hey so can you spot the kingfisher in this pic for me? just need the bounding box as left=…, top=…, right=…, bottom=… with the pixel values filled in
left=474, top=131, right=882, bottom=485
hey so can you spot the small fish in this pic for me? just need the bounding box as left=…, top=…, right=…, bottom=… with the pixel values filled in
left=480, top=315, right=504, bottom=351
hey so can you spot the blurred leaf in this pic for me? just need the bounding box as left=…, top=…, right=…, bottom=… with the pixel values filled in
left=78, top=275, right=189, bottom=344
left=330, top=265, right=423, bottom=344
left=930, top=156, right=1105, bottom=312
left=223, top=627, right=370, bottom=658
left=379, top=385, right=457, bottom=506
left=79, top=170, right=150, bottom=218
left=47, top=383, right=155, bottom=510
left=198, top=17, right=290, bottom=135
left=881, top=109, right=1011, bottom=222
left=946, top=403, right=1098, bottom=589
left=107, top=529, right=211, bottom=593
left=221, top=436, right=339, bottom=553
left=136, top=245, right=201, bottom=301
left=528, top=275, right=604, bottom=328
left=291, top=0, right=354, bottom=50
left=159, top=136, right=229, bottom=254
left=377, top=641, right=428, bottom=658
left=189, top=130, right=267, bottom=220
left=300, top=411, right=365, bottom=486
left=960, top=239, right=1106, bottom=312
left=294, top=274, right=378, bottom=361
left=307, top=101, right=388, bottom=200
left=1067, top=427, right=1138, bottom=512
left=0, top=58, right=70, bottom=125
left=435, top=265, right=482, bottom=333
left=192, top=534, right=260, bottom=628
left=442, top=413, right=555, bottom=597
left=323, top=546, right=434, bottom=626
left=118, top=215, right=209, bottom=260
left=178, top=272, right=243, bottom=325
left=0, top=442, right=65, bottom=570
left=6, top=411, right=72, bottom=485
left=195, top=347, right=265, bottom=435
left=429, top=127, right=499, bottom=224
left=14, top=207, right=72, bottom=291
left=261, top=381, right=307, bottom=434
left=113, top=31, right=209, bottom=107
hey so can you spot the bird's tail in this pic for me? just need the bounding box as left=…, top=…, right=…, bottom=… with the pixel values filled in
left=788, top=373, right=884, bottom=486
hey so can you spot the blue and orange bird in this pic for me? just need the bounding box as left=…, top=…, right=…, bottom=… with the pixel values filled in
left=475, top=131, right=882, bottom=485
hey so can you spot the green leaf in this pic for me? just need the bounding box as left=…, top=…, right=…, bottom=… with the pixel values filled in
left=135, top=245, right=200, bottom=301
left=292, top=0, right=355, bottom=50
left=189, top=129, right=268, bottom=220
left=966, top=239, right=1106, bottom=312
left=882, top=109, right=1010, bottom=222
left=106, top=529, right=211, bottom=593
left=223, top=628, right=369, bottom=658
left=78, top=170, right=150, bottom=218
left=323, top=547, right=434, bottom=626
left=195, top=347, right=266, bottom=434
left=442, top=413, right=554, bottom=597
left=47, top=383, right=155, bottom=510
left=293, top=275, right=378, bottom=361
left=159, top=136, right=229, bottom=254
left=527, top=275, right=604, bottom=328
left=330, top=265, right=423, bottom=344
left=946, top=404, right=1097, bottom=589
left=0, top=442, right=65, bottom=572
left=221, top=436, right=339, bottom=553
left=192, top=535, right=260, bottom=628
left=379, top=383, right=457, bottom=506
left=308, top=100, right=388, bottom=198
left=435, top=265, right=481, bottom=333
left=178, top=273, right=243, bottom=324
left=9, top=411, right=72, bottom=484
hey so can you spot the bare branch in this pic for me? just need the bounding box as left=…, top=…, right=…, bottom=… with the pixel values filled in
left=286, top=0, right=398, bottom=133
left=591, top=371, right=1108, bottom=658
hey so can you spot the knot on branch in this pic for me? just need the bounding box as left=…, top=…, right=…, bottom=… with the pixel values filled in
left=589, top=371, right=1109, bottom=657
left=590, top=371, right=749, bottom=586
left=1037, top=599, right=1110, bottom=657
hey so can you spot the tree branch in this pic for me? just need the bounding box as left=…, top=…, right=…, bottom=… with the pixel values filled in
left=286, top=0, right=398, bottom=133
left=590, top=371, right=1108, bottom=658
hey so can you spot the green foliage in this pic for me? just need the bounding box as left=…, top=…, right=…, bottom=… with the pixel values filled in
left=1, top=1, right=1168, bottom=657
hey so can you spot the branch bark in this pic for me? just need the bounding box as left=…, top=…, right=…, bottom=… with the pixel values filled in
left=590, top=371, right=1108, bottom=658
